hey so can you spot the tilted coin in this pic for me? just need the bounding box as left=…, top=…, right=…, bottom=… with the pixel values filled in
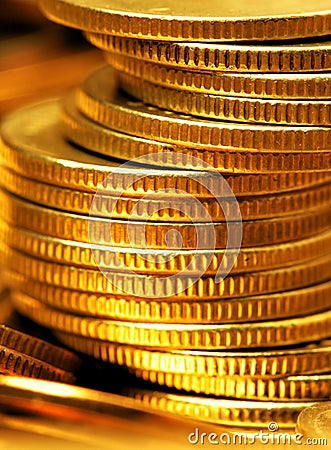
left=63, top=95, right=330, bottom=174
left=9, top=273, right=331, bottom=324
left=61, top=98, right=331, bottom=189
left=121, top=388, right=316, bottom=428
left=64, top=96, right=331, bottom=174
left=4, top=221, right=331, bottom=275
left=12, top=294, right=331, bottom=350
left=75, top=67, right=331, bottom=158
left=119, top=72, right=331, bottom=126
left=296, top=402, right=331, bottom=440
left=0, top=99, right=228, bottom=198
left=133, top=369, right=331, bottom=401
left=91, top=34, right=331, bottom=73
left=39, top=0, right=331, bottom=42
left=55, top=337, right=331, bottom=377
left=107, top=54, right=331, bottom=100
left=0, top=345, right=76, bottom=383
left=0, top=325, right=81, bottom=373
left=5, top=247, right=331, bottom=299
left=4, top=100, right=320, bottom=199
left=2, top=190, right=330, bottom=249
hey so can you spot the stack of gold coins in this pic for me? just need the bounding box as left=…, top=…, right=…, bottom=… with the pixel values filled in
left=1, top=0, right=331, bottom=432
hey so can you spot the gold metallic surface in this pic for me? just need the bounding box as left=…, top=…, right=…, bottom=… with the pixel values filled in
left=6, top=100, right=327, bottom=196
left=38, top=0, right=331, bottom=42
left=64, top=96, right=331, bottom=173
left=2, top=190, right=330, bottom=249
left=296, top=402, right=331, bottom=441
left=13, top=294, right=331, bottom=350
left=9, top=273, right=331, bottom=324
left=4, top=221, right=331, bottom=275
left=94, top=34, right=331, bottom=73
left=0, top=346, right=75, bottom=383
left=76, top=67, right=331, bottom=156
left=5, top=246, right=331, bottom=299
left=60, top=102, right=331, bottom=190
left=123, top=387, right=317, bottom=428
left=119, top=72, right=331, bottom=126
left=0, top=376, right=298, bottom=450
left=107, top=54, right=331, bottom=99
left=0, top=325, right=80, bottom=373
left=4, top=166, right=331, bottom=221
left=133, top=369, right=331, bottom=401
left=2, top=0, right=331, bottom=440
left=55, top=338, right=331, bottom=377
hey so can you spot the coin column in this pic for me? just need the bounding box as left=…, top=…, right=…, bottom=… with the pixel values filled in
left=1, top=0, right=331, bottom=432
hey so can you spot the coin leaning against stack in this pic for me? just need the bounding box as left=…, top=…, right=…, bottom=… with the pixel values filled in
left=0, top=290, right=80, bottom=383
left=1, top=0, right=331, bottom=431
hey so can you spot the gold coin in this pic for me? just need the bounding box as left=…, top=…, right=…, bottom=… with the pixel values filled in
left=296, top=402, right=331, bottom=441
left=4, top=166, right=331, bottom=222
left=5, top=246, right=331, bottom=299
left=75, top=67, right=331, bottom=157
left=60, top=99, right=331, bottom=190
left=12, top=294, right=331, bottom=350
left=2, top=190, right=330, bottom=249
left=4, top=221, right=331, bottom=275
left=55, top=337, right=331, bottom=377
left=4, top=100, right=321, bottom=198
left=64, top=96, right=331, bottom=175
left=119, top=72, right=331, bottom=126
left=107, top=54, right=331, bottom=100
left=133, top=369, right=331, bottom=401
left=121, top=388, right=315, bottom=428
left=91, top=34, right=331, bottom=73
left=9, top=273, right=331, bottom=324
left=39, top=0, right=331, bottom=42
left=0, top=99, right=226, bottom=198
left=0, top=325, right=81, bottom=373
left=0, top=345, right=75, bottom=383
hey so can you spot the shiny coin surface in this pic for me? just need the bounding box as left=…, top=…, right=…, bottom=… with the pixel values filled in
left=4, top=222, right=331, bottom=275
left=63, top=96, right=330, bottom=173
left=55, top=338, right=331, bottom=377
left=9, top=274, right=331, bottom=324
left=0, top=345, right=76, bottom=383
left=5, top=247, right=331, bottom=299
left=296, top=402, right=331, bottom=441
left=4, top=165, right=331, bottom=221
left=75, top=67, right=331, bottom=160
left=132, top=369, right=331, bottom=400
left=4, top=99, right=319, bottom=201
left=122, top=388, right=316, bottom=428
left=107, top=54, right=331, bottom=100
left=119, top=72, right=331, bottom=126
left=94, top=34, right=331, bottom=73
left=2, top=190, right=330, bottom=249
left=39, top=0, right=331, bottom=42
left=12, top=294, right=331, bottom=350
left=0, top=324, right=80, bottom=373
